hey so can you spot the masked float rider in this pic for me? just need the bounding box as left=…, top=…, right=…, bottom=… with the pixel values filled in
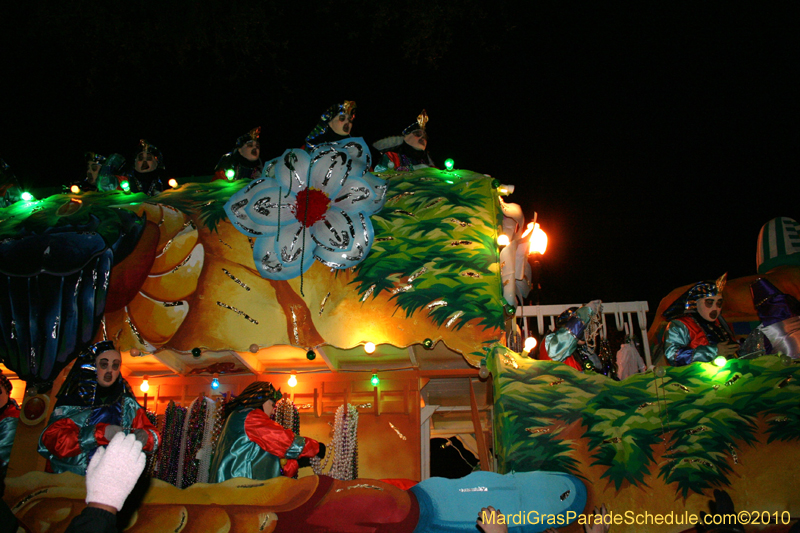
left=303, top=100, right=356, bottom=151
left=69, top=152, right=127, bottom=193
left=210, top=381, right=325, bottom=483
left=38, top=340, right=159, bottom=475
left=69, top=152, right=106, bottom=193
left=373, top=109, right=435, bottom=172
left=0, top=370, right=20, bottom=468
left=542, top=300, right=604, bottom=372
left=120, top=139, right=166, bottom=195
left=214, top=127, right=263, bottom=181
left=661, top=274, right=739, bottom=366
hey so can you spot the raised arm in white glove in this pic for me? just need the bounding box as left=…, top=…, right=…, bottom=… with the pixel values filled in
left=85, top=432, right=146, bottom=513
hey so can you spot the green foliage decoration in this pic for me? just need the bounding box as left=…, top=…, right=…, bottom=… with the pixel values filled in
left=0, top=180, right=249, bottom=244
left=153, top=180, right=250, bottom=232
left=493, top=352, right=800, bottom=498
left=352, top=168, right=506, bottom=331
left=0, top=191, right=149, bottom=246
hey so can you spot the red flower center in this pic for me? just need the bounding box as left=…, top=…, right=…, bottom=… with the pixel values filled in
left=294, top=187, right=330, bottom=227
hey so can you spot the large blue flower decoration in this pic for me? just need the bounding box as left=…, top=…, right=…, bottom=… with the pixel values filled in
left=224, top=138, right=387, bottom=280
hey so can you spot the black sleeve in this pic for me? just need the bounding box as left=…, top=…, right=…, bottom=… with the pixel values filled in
left=65, top=506, right=117, bottom=533
left=0, top=497, right=19, bottom=532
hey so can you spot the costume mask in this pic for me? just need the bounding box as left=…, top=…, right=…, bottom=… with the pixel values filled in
left=404, top=129, right=427, bottom=150
left=86, top=162, right=101, bottom=184
left=95, top=350, right=122, bottom=387
left=135, top=152, right=158, bottom=173
left=238, top=140, right=260, bottom=162
left=329, top=112, right=353, bottom=135
left=697, top=295, right=723, bottom=322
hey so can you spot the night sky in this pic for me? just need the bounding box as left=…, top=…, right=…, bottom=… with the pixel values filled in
left=2, top=3, right=797, bottom=318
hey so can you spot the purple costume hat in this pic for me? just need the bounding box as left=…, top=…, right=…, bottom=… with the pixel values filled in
left=748, top=278, right=800, bottom=359
left=750, top=278, right=800, bottom=327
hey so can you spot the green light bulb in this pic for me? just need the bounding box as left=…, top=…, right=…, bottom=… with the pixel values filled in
left=226, top=169, right=236, bottom=180
left=20, top=192, right=33, bottom=201
left=371, top=373, right=380, bottom=386
left=444, top=158, right=455, bottom=171
left=713, top=355, right=727, bottom=367
left=120, top=180, right=130, bottom=191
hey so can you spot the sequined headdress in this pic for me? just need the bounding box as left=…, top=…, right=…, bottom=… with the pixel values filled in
left=136, top=139, right=164, bottom=169
left=305, top=100, right=357, bottom=149
left=402, top=109, right=429, bottom=136
left=87, top=340, right=116, bottom=357
left=555, top=306, right=580, bottom=329
left=663, top=273, right=727, bottom=319
left=235, top=127, right=261, bottom=148
left=85, top=152, right=107, bottom=165
left=224, top=380, right=283, bottom=418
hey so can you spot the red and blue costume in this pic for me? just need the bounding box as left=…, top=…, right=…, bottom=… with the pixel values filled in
left=663, top=315, right=735, bottom=365
left=661, top=274, right=736, bottom=366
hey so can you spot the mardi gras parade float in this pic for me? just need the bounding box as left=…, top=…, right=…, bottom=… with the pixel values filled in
left=2, top=112, right=800, bottom=532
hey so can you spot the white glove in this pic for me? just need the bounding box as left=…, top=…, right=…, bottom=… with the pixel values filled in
left=85, top=433, right=146, bottom=511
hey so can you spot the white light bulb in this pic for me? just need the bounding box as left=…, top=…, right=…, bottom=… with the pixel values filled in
left=524, top=337, right=537, bottom=352
left=478, top=359, right=490, bottom=379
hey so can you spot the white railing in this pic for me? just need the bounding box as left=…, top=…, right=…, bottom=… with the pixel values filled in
left=515, top=301, right=652, bottom=366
